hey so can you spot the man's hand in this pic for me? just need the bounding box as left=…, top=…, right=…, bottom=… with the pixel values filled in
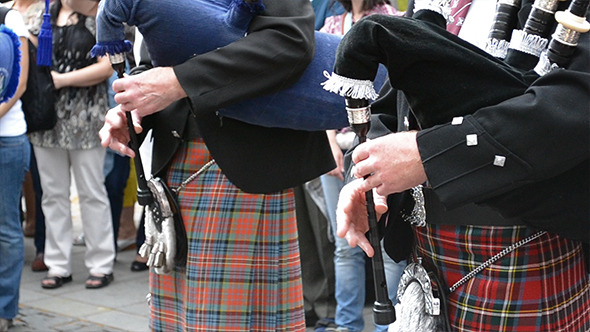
left=351, top=131, right=427, bottom=196
left=99, top=105, right=142, bottom=158
left=112, top=67, right=187, bottom=117
left=336, top=178, right=389, bottom=257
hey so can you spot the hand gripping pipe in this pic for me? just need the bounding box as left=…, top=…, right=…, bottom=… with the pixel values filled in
left=345, top=97, right=396, bottom=326
left=110, top=55, right=153, bottom=207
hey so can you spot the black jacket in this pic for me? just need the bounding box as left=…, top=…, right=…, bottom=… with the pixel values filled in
left=351, top=1, right=589, bottom=260
left=415, top=5, right=590, bottom=242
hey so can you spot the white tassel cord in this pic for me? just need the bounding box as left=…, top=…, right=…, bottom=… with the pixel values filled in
left=485, top=38, right=511, bottom=59
left=321, top=71, right=380, bottom=100
left=413, top=0, right=453, bottom=23
left=509, top=29, right=549, bottom=56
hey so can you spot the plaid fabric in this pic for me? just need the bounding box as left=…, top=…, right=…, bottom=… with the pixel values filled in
left=149, top=139, right=305, bottom=331
left=414, top=224, right=590, bottom=332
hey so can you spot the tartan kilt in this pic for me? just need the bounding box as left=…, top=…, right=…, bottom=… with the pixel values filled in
left=149, top=139, right=305, bottom=331
left=414, top=224, right=590, bottom=332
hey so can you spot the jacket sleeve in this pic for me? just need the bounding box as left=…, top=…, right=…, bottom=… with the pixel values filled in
left=172, top=0, right=315, bottom=115
left=416, top=31, right=590, bottom=209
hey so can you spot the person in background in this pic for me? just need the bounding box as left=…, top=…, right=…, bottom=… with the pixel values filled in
left=64, top=1, right=137, bottom=257
left=6, top=0, right=48, bottom=273
left=28, top=0, right=115, bottom=290
left=62, top=0, right=96, bottom=16
left=0, top=7, right=30, bottom=331
left=294, top=180, right=337, bottom=329
left=312, top=0, right=344, bottom=30
left=320, top=0, right=402, bottom=34
left=318, top=1, right=406, bottom=331
left=7, top=0, right=43, bottom=239
left=115, top=160, right=138, bottom=252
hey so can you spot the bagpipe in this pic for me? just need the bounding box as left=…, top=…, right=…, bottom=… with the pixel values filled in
left=322, top=0, right=589, bottom=327
left=0, top=23, right=20, bottom=104
left=91, top=0, right=386, bottom=131
left=90, top=0, right=393, bottom=275
left=90, top=0, right=389, bottom=274
left=323, top=0, right=590, bottom=240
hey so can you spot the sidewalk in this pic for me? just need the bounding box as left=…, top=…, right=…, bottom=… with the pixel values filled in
left=16, top=238, right=150, bottom=331
left=14, top=190, right=150, bottom=331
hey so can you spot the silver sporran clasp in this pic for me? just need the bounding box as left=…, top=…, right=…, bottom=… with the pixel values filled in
left=139, top=177, right=179, bottom=275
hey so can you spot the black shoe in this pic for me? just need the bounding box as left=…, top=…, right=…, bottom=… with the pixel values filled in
left=130, top=260, right=148, bottom=272
left=85, top=273, right=114, bottom=289
left=41, top=275, right=73, bottom=289
left=314, top=318, right=338, bottom=331
left=305, top=310, right=320, bottom=327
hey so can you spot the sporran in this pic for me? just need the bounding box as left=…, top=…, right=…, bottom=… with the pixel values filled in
left=139, top=177, right=187, bottom=275
left=388, top=259, right=452, bottom=332
left=139, top=160, right=214, bottom=275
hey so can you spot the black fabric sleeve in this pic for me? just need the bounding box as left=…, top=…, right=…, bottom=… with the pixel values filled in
left=417, top=31, right=590, bottom=209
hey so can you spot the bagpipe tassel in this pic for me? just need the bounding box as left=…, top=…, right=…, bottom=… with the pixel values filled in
left=485, top=38, right=512, bottom=59
left=0, top=25, right=21, bottom=103
left=509, top=29, right=550, bottom=57
left=36, top=0, right=52, bottom=67
left=413, top=0, right=452, bottom=23
left=321, top=71, right=379, bottom=101
left=90, top=40, right=133, bottom=58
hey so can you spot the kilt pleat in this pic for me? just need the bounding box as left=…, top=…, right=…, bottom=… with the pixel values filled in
left=414, top=224, right=590, bottom=332
left=149, top=139, right=305, bottom=331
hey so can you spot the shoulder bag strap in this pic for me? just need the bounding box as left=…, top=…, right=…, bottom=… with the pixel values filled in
left=0, top=6, right=11, bottom=24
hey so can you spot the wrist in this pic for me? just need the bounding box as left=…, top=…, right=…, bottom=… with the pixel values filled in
left=165, top=67, right=187, bottom=101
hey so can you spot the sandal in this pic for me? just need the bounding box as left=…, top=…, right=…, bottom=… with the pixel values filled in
left=41, top=275, right=73, bottom=289
left=85, top=273, right=114, bottom=289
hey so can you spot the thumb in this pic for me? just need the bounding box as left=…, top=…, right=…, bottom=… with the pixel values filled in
left=130, top=110, right=144, bottom=134
left=373, top=190, right=388, bottom=217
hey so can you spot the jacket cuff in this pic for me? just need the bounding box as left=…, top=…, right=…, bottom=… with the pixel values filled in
left=129, top=64, right=153, bottom=76
left=416, top=115, right=532, bottom=208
